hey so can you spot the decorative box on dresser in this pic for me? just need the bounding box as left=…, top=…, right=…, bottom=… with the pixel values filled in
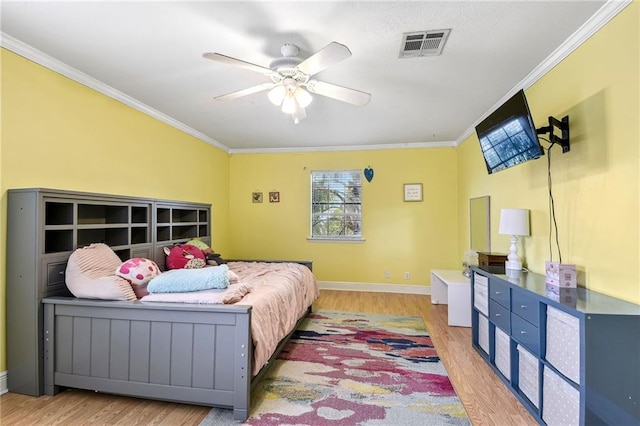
left=6, top=188, right=211, bottom=396
left=471, top=266, right=640, bottom=425
left=477, top=252, right=508, bottom=269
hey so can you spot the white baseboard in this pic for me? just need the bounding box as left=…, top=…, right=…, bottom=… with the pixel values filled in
left=318, top=281, right=430, bottom=295
left=0, top=370, right=7, bottom=395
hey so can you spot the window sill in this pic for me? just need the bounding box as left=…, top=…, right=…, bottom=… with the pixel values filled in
left=307, top=237, right=366, bottom=244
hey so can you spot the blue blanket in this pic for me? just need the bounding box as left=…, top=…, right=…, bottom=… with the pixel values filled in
left=147, top=265, right=230, bottom=293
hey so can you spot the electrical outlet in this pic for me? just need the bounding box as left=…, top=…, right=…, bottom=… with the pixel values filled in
left=384, top=270, right=391, bottom=278
left=404, top=272, right=410, bottom=280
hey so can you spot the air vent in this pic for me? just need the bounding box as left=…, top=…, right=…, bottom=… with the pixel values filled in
left=399, top=29, right=451, bottom=58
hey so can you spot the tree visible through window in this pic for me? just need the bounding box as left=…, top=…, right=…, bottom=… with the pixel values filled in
left=311, top=170, right=362, bottom=239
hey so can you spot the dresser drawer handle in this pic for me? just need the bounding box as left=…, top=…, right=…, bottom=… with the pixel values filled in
left=520, top=330, right=526, bottom=334
left=495, top=291, right=501, bottom=295
left=495, top=313, right=501, bottom=317
left=520, top=304, right=527, bottom=309
left=59, top=271, right=65, bottom=275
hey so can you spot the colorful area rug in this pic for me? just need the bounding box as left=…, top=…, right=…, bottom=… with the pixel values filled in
left=200, top=310, right=469, bottom=425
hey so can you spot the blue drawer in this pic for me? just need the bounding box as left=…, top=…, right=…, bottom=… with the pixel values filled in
left=489, top=278, right=510, bottom=308
left=511, top=291, right=540, bottom=327
left=511, top=313, right=540, bottom=355
left=490, top=299, right=510, bottom=333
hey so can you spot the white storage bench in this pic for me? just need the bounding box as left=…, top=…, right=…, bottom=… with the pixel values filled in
left=430, top=270, right=471, bottom=327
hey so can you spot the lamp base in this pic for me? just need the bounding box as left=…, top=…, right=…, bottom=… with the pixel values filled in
left=505, top=260, right=522, bottom=271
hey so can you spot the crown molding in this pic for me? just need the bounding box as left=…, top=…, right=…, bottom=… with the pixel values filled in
left=0, top=32, right=231, bottom=153
left=229, top=140, right=456, bottom=155
left=455, top=0, right=632, bottom=147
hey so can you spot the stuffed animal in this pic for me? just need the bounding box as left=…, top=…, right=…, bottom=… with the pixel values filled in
left=164, top=244, right=206, bottom=270
left=186, top=238, right=225, bottom=265
left=115, top=257, right=161, bottom=298
left=185, top=238, right=213, bottom=254
left=116, top=257, right=161, bottom=286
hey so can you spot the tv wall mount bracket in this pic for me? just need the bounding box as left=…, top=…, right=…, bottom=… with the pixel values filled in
left=536, top=115, right=570, bottom=153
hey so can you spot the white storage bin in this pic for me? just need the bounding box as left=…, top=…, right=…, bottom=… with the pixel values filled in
left=474, top=273, right=489, bottom=316
left=494, top=327, right=511, bottom=380
left=542, top=366, right=580, bottom=426
left=517, top=344, right=539, bottom=408
left=545, top=306, right=580, bottom=384
left=478, top=313, right=489, bottom=355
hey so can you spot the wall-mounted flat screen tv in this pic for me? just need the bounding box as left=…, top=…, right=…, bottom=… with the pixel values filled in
left=475, top=89, right=543, bottom=174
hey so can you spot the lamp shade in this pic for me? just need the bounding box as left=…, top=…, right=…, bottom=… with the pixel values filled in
left=281, top=95, right=297, bottom=114
left=294, top=87, right=313, bottom=108
left=267, top=85, right=286, bottom=106
left=499, top=208, right=530, bottom=236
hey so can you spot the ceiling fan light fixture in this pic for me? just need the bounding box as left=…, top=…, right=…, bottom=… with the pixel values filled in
left=204, top=41, right=370, bottom=122
left=281, top=94, right=298, bottom=114
left=268, top=85, right=286, bottom=105
left=292, top=101, right=307, bottom=124
left=294, top=87, right=313, bottom=108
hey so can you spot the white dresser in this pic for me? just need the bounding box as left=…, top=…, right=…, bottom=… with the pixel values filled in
left=431, top=269, right=471, bottom=327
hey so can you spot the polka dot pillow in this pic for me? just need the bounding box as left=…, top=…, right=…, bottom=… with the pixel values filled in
left=116, top=258, right=161, bottom=298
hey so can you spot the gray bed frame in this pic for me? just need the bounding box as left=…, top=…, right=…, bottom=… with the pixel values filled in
left=42, top=297, right=307, bottom=421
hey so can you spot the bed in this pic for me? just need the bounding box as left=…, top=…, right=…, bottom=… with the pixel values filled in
left=41, top=261, right=317, bottom=421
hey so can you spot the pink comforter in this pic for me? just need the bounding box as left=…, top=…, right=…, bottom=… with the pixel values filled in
left=227, top=261, right=318, bottom=376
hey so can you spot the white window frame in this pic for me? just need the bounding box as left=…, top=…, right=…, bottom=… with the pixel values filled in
left=309, top=170, right=364, bottom=242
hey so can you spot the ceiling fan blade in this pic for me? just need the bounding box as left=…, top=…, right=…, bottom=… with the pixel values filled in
left=306, top=80, right=371, bottom=106
left=203, top=52, right=272, bottom=74
left=297, top=42, right=352, bottom=76
left=214, top=82, right=275, bottom=101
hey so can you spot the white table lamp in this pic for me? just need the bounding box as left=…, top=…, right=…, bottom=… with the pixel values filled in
left=499, top=208, right=530, bottom=271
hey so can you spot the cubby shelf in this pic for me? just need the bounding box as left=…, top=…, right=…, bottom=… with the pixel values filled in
left=471, top=267, right=640, bottom=425
left=6, top=188, right=212, bottom=397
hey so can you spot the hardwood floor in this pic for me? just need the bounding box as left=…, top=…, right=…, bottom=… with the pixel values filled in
left=0, top=290, right=536, bottom=425
left=314, top=291, right=537, bottom=426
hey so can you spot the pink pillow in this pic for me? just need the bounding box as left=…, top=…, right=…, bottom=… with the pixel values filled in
left=116, top=258, right=161, bottom=298
left=66, top=243, right=137, bottom=301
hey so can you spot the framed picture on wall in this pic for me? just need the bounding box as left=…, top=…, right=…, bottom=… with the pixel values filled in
left=269, top=192, right=280, bottom=203
left=252, top=192, right=263, bottom=203
left=403, top=183, right=423, bottom=202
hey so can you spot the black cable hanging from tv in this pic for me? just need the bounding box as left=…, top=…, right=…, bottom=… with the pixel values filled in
left=540, top=137, right=562, bottom=263
left=537, top=116, right=570, bottom=264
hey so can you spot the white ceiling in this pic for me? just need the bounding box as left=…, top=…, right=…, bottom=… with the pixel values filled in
left=1, top=1, right=623, bottom=153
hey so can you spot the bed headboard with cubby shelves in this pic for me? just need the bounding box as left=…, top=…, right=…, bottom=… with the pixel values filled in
left=6, top=187, right=211, bottom=396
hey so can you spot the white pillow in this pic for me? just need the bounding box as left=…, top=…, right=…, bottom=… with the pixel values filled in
left=65, top=243, right=136, bottom=301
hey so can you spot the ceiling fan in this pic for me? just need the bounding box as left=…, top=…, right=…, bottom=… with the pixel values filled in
left=203, top=42, right=371, bottom=123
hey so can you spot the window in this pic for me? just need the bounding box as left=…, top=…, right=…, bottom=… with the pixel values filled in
left=311, top=170, right=362, bottom=239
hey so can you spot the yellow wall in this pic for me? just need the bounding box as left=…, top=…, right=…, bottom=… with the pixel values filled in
left=228, top=148, right=459, bottom=284
left=1, top=1, right=638, bottom=378
left=457, top=3, right=639, bottom=303
left=0, top=49, right=231, bottom=371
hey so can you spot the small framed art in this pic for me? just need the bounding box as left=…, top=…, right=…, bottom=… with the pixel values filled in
left=252, top=192, right=263, bottom=203
left=403, top=183, right=423, bottom=202
left=269, top=192, right=280, bottom=203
